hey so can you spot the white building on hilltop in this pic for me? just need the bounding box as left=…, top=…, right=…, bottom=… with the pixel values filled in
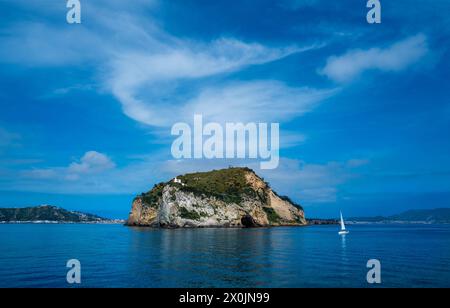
left=173, top=177, right=185, bottom=186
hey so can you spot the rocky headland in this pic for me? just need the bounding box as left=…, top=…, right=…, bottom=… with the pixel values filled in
left=126, top=167, right=306, bottom=228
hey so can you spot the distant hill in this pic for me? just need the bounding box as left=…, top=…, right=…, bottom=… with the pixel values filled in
left=349, top=208, right=450, bottom=224
left=307, top=218, right=338, bottom=225
left=0, top=205, right=119, bottom=223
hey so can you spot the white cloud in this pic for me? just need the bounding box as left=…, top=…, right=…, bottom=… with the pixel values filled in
left=321, top=34, right=428, bottom=83
left=0, top=2, right=331, bottom=129
left=22, top=151, right=115, bottom=182
left=8, top=149, right=366, bottom=201
left=280, top=131, right=308, bottom=148
left=13, top=151, right=157, bottom=194
left=0, top=22, right=104, bottom=66
left=108, top=41, right=322, bottom=127
left=0, top=2, right=347, bottom=199
left=258, top=158, right=352, bottom=203
left=182, top=81, right=337, bottom=125
left=68, top=151, right=116, bottom=175
left=24, top=168, right=58, bottom=180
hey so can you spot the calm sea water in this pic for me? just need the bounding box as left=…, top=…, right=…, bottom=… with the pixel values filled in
left=0, top=224, right=449, bottom=288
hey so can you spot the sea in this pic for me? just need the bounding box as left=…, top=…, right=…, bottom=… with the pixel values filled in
left=0, top=224, right=449, bottom=288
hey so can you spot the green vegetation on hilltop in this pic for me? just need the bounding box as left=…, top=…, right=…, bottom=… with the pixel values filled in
left=128, top=167, right=307, bottom=227
left=139, top=182, right=165, bottom=208
left=138, top=167, right=303, bottom=213
left=175, top=167, right=259, bottom=204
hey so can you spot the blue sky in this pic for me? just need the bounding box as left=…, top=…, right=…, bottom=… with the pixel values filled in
left=0, top=0, right=449, bottom=218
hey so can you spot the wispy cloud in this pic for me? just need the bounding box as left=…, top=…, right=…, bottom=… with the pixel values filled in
left=23, top=151, right=116, bottom=182
left=0, top=1, right=343, bottom=198
left=0, top=1, right=332, bottom=129
left=108, top=41, right=324, bottom=127
left=258, top=158, right=364, bottom=203
left=5, top=148, right=366, bottom=202
left=182, top=81, right=337, bottom=125
left=321, top=34, right=428, bottom=83
left=66, top=151, right=116, bottom=179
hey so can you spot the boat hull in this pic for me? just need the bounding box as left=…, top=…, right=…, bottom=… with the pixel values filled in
left=338, top=230, right=349, bottom=235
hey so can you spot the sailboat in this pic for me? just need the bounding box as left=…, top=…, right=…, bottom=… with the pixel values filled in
left=338, top=211, right=349, bottom=235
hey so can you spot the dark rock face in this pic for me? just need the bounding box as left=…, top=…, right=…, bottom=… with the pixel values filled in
left=241, top=214, right=258, bottom=228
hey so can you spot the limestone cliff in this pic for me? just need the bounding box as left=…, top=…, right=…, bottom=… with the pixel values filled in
left=126, top=167, right=306, bottom=228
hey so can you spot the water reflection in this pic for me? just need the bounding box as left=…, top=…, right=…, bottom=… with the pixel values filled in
left=341, top=234, right=347, bottom=249
left=340, top=234, right=348, bottom=262
left=2, top=224, right=450, bottom=287
left=128, top=227, right=285, bottom=287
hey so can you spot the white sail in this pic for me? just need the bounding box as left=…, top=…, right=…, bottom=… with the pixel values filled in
left=338, top=211, right=349, bottom=235
left=340, top=211, right=346, bottom=231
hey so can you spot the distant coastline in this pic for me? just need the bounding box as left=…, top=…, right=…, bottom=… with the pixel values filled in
left=1, top=205, right=450, bottom=225
left=308, top=208, right=450, bottom=225
left=0, top=220, right=124, bottom=225
left=347, top=220, right=449, bottom=225
left=347, top=208, right=450, bottom=224
left=307, top=218, right=339, bottom=225
left=0, top=205, right=124, bottom=224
